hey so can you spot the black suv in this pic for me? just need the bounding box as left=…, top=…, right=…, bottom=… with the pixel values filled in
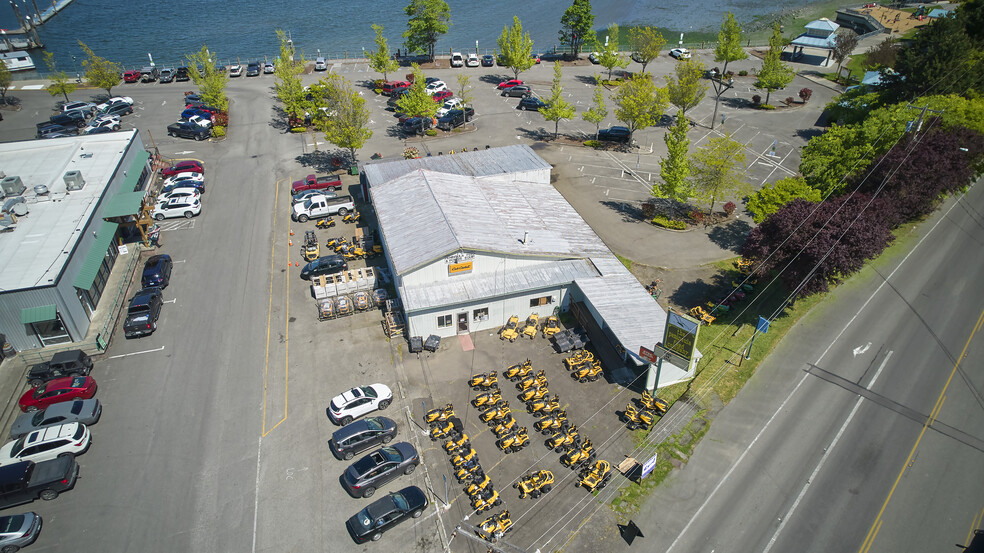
left=167, top=121, right=211, bottom=141
left=436, top=107, right=475, bottom=130
left=123, top=287, right=164, bottom=338
left=141, top=254, right=173, bottom=288
left=330, top=417, right=398, bottom=461
left=49, top=111, right=87, bottom=128
left=246, top=62, right=260, bottom=77
left=175, top=67, right=190, bottom=82
left=36, top=122, right=77, bottom=139
left=26, top=350, right=93, bottom=388
left=598, top=126, right=631, bottom=143
left=300, top=255, right=348, bottom=280
left=101, top=102, right=134, bottom=117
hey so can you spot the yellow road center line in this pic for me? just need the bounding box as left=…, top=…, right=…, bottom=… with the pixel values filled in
left=261, top=179, right=281, bottom=436
left=859, top=307, right=984, bottom=553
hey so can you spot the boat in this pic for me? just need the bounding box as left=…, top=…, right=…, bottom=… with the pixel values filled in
left=0, top=50, right=35, bottom=71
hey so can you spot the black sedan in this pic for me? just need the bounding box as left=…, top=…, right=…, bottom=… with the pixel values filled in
left=436, top=107, right=475, bottom=130
left=501, top=85, right=532, bottom=98
left=518, top=96, right=547, bottom=111
left=346, top=486, right=428, bottom=543
left=341, top=442, right=419, bottom=498
left=300, top=255, right=348, bottom=280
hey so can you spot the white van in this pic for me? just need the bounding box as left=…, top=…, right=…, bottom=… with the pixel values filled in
left=450, top=52, right=464, bottom=67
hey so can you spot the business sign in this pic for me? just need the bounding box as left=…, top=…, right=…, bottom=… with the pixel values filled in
left=663, top=310, right=699, bottom=363
left=640, top=452, right=659, bottom=478
left=448, top=261, right=473, bottom=275
left=639, top=346, right=658, bottom=364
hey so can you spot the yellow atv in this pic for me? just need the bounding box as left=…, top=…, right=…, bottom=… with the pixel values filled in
left=429, top=417, right=462, bottom=441
left=623, top=404, right=656, bottom=431
left=514, top=470, right=554, bottom=499
left=521, top=313, right=539, bottom=339
left=475, top=510, right=513, bottom=542
left=546, top=424, right=579, bottom=453
left=518, top=383, right=549, bottom=403
left=451, top=447, right=479, bottom=468
left=499, top=315, right=520, bottom=342
left=472, top=388, right=502, bottom=408
left=479, top=401, right=511, bottom=424
left=542, top=315, right=561, bottom=338
left=563, top=350, right=594, bottom=370
left=571, top=361, right=603, bottom=383
left=503, top=359, right=533, bottom=380
left=496, top=426, right=530, bottom=454
left=640, top=390, right=669, bottom=415
left=470, top=488, right=502, bottom=513
left=301, top=230, right=319, bottom=262
left=469, top=371, right=498, bottom=389
left=534, top=411, right=567, bottom=434
left=516, top=370, right=547, bottom=391
left=465, top=473, right=493, bottom=497
left=561, top=438, right=595, bottom=469
left=527, top=395, right=560, bottom=415
left=492, top=415, right=518, bottom=439
left=425, top=403, right=455, bottom=426
left=576, top=459, right=613, bottom=492
left=443, top=433, right=469, bottom=455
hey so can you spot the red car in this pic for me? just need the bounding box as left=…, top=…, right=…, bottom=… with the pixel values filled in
left=123, top=70, right=141, bottom=83
left=432, top=90, right=453, bottom=103
left=162, top=160, right=205, bottom=177
left=381, top=81, right=411, bottom=96
left=497, top=79, right=523, bottom=90
left=19, top=375, right=97, bottom=412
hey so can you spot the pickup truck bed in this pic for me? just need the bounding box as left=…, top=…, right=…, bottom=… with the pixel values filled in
left=292, top=174, right=343, bottom=194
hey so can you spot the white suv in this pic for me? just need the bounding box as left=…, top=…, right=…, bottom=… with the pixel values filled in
left=154, top=196, right=202, bottom=220
left=450, top=52, right=464, bottom=67
left=436, top=98, right=463, bottom=117
left=466, top=53, right=480, bottom=67
left=327, top=384, right=393, bottom=425
left=0, top=422, right=91, bottom=466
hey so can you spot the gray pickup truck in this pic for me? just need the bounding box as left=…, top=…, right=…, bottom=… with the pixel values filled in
left=123, top=287, right=164, bottom=339
left=0, top=457, right=80, bottom=508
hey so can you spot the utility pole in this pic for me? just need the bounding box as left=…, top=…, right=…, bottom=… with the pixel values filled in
left=904, top=103, right=944, bottom=135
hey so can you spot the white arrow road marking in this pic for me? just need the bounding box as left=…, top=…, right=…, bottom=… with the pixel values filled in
left=853, top=342, right=871, bottom=357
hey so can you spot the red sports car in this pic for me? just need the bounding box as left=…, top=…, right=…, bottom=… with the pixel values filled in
left=162, top=160, right=205, bottom=177
left=20, top=375, right=97, bottom=412
left=432, top=90, right=453, bottom=103
left=497, top=79, right=523, bottom=90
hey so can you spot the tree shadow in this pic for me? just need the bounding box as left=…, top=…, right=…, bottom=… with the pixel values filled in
left=795, top=127, right=825, bottom=141
left=706, top=219, right=753, bottom=251
left=669, top=278, right=721, bottom=310
left=0, top=96, right=21, bottom=108
left=720, top=96, right=751, bottom=109
left=269, top=105, right=291, bottom=132
left=295, top=149, right=352, bottom=173
left=515, top=127, right=554, bottom=142
left=478, top=74, right=509, bottom=86
left=574, top=74, right=600, bottom=86
left=600, top=199, right=646, bottom=222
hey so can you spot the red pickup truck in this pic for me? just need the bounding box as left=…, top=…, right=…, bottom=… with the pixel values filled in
left=291, top=174, right=343, bottom=194
left=123, top=70, right=141, bottom=83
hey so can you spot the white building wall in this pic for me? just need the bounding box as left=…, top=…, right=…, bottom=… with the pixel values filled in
left=401, top=251, right=570, bottom=288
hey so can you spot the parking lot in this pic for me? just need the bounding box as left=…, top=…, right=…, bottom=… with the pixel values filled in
left=0, top=49, right=835, bottom=552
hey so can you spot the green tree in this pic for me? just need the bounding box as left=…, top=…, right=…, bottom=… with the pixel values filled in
left=688, top=134, right=749, bottom=214
left=308, top=74, right=373, bottom=162
left=862, top=37, right=899, bottom=70
left=655, top=110, right=692, bottom=203
left=831, top=30, right=859, bottom=77
left=368, top=24, right=400, bottom=81
left=540, top=61, right=576, bottom=138
left=598, top=24, right=629, bottom=81
left=889, top=14, right=979, bottom=99
left=0, top=60, right=12, bottom=105
left=78, top=41, right=121, bottom=96
left=396, top=63, right=438, bottom=132
left=665, top=57, right=707, bottom=116
left=497, top=16, right=535, bottom=79
left=403, top=0, right=451, bottom=61
left=186, top=45, right=229, bottom=112
left=559, top=0, right=595, bottom=59
left=42, top=51, right=76, bottom=103
left=714, top=12, right=748, bottom=75
left=455, top=73, right=474, bottom=122
left=612, top=72, right=670, bottom=141
left=629, top=26, right=666, bottom=73
left=274, top=29, right=306, bottom=126
left=755, top=23, right=794, bottom=105
left=746, top=176, right=821, bottom=223
left=581, top=83, right=608, bottom=138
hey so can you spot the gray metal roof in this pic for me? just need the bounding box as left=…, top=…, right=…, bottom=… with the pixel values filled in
left=575, top=271, right=668, bottom=366
left=372, top=170, right=611, bottom=275
left=362, top=144, right=551, bottom=186
left=400, top=259, right=598, bottom=312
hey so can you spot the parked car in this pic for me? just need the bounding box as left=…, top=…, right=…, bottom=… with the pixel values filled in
left=424, top=80, right=447, bottom=95
left=36, top=121, right=77, bottom=138
left=61, top=101, right=96, bottom=114
left=341, top=443, right=419, bottom=498
left=139, top=66, right=160, bottom=82
left=153, top=196, right=201, bottom=220
left=96, top=96, right=133, bottom=111
left=466, top=53, right=480, bottom=67
left=381, top=81, right=411, bottom=96
left=161, top=181, right=205, bottom=195
left=501, top=85, right=532, bottom=98
left=450, top=52, right=464, bottom=67
left=83, top=126, right=115, bottom=135
left=123, top=287, right=164, bottom=339
left=669, top=47, right=691, bottom=59
left=123, top=70, right=141, bottom=83
left=100, top=102, right=134, bottom=117
left=158, top=189, right=200, bottom=205
left=85, top=114, right=121, bottom=132
left=163, top=172, right=204, bottom=186
left=399, top=117, right=433, bottom=135
left=630, top=52, right=645, bottom=63
left=263, top=61, right=275, bottom=74
left=330, top=417, right=398, bottom=461
left=49, top=111, right=86, bottom=128
left=142, top=255, right=173, bottom=288
left=246, top=61, right=260, bottom=76
left=518, top=96, right=547, bottom=111
left=435, top=98, right=464, bottom=117
left=386, top=89, right=410, bottom=108
left=299, top=255, right=348, bottom=281
left=10, top=400, right=101, bottom=440
left=25, top=350, right=92, bottom=388
left=314, top=57, right=327, bottom=71
left=0, top=423, right=90, bottom=466
left=0, top=457, right=79, bottom=509
left=327, top=384, right=393, bottom=426
left=0, top=512, right=42, bottom=550
left=431, top=90, right=453, bottom=103
left=175, top=66, right=190, bottom=81
left=345, top=486, right=428, bottom=543
left=436, top=107, right=476, bottom=130
left=228, top=64, right=243, bottom=77
left=167, top=121, right=211, bottom=140
left=19, top=376, right=97, bottom=413
left=588, top=52, right=600, bottom=64
left=292, top=189, right=335, bottom=205
left=598, top=125, right=632, bottom=143
left=159, top=67, right=175, bottom=83
left=481, top=54, right=494, bottom=67
left=496, top=79, right=523, bottom=90
left=181, top=115, right=212, bottom=128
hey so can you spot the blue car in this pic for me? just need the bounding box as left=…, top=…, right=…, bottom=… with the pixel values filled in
left=481, top=54, right=494, bottom=67
left=141, top=254, right=173, bottom=288
left=180, top=108, right=213, bottom=121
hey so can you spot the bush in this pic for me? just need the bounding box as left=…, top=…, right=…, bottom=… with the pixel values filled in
left=738, top=70, right=748, bottom=76
left=584, top=139, right=602, bottom=149
left=425, top=129, right=437, bottom=136
left=723, top=201, right=736, bottom=216
left=689, top=210, right=705, bottom=224
left=652, top=215, right=686, bottom=230
left=403, top=146, right=419, bottom=159
left=641, top=201, right=656, bottom=218
left=211, top=125, right=226, bottom=138
left=374, top=79, right=385, bottom=89
left=213, top=112, right=229, bottom=126
left=758, top=104, right=776, bottom=110
left=786, top=96, right=796, bottom=105
left=799, top=87, right=813, bottom=102
left=290, top=126, right=306, bottom=133
left=751, top=94, right=761, bottom=104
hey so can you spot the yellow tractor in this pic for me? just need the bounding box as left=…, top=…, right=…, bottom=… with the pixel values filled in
left=443, top=433, right=469, bottom=455
left=542, top=315, right=561, bottom=338
left=424, top=403, right=455, bottom=426
left=689, top=305, right=716, bottom=325
left=465, top=473, right=493, bottom=497
left=451, top=447, right=479, bottom=468
left=472, top=387, right=502, bottom=408
left=470, top=488, right=502, bottom=513
left=429, top=417, right=462, bottom=441
left=492, top=415, right=518, bottom=439
left=521, top=313, right=540, bottom=339
left=527, top=394, right=560, bottom=415
left=546, top=424, right=579, bottom=453
left=504, top=359, right=533, bottom=380
left=496, top=426, right=530, bottom=453
left=475, top=510, right=513, bottom=542
left=534, top=411, right=567, bottom=434
left=469, top=371, right=498, bottom=389
left=499, top=315, right=520, bottom=342
left=301, top=230, right=319, bottom=262
left=576, top=459, right=613, bottom=492
left=640, top=390, right=669, bottom=415
left=561, top=438, right=595, bottom=469
left=326, top=236, right=346, bottom=250
left=563, top=350, right=594, bottom=370
left=514, top=470, right=554, bottom=499
left=516, top=370, right=547, bottom=392
left=454, top=460, right=483, bottom=484
left=572, top=361, right=604, bottom=383
left=342, top=211, right=360, bottom=224
left=315, top=217, right=335, bottom=229
left=518, top=383, right=549, bottom=403
left=623, top=404, right=657, bottom=431
left=479, top=401, right=511, bottom=424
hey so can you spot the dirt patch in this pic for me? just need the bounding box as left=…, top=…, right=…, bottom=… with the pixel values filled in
left=627, top=260, right=725, bottom=314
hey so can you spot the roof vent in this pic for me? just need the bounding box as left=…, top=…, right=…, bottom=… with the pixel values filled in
left=33, top=184, right=49, bottom=196
left=2, top=196, right=26, bottom=215
left=522, top=231, right=530, bottom=245
left=0, top=176, right=25, bottom=197
left=64, top=170, right=85, bottom=191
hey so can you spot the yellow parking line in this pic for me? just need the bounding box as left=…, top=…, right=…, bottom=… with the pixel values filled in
left=858, top=307, right=984, bottom=553
left=967, top=507, right=984, bottom=545
left=263, top=179, right=288, bottom=436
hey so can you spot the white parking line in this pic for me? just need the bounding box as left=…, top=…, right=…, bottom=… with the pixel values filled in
left=163, top=299, right=177, bottom=304
left=108, top=346, right=165, bottom=359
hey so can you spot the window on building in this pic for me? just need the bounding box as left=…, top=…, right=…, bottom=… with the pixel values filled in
left=530, top=296, right=553, bottom=307
left=32, top=313, right=72, bottom=347
left=473, top=308, right=489, bottom=322
left=437, top=314, right=453, bottom=328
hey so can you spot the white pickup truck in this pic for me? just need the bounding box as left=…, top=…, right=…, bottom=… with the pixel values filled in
left=292, top=194, right=355, bottom=222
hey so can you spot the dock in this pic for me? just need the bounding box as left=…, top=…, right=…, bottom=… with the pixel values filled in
left=2, top=0, right=75, bottom=46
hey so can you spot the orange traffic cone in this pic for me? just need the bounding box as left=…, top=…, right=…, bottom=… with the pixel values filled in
left=289, top=229, right=294, bottom=236
left=289, top=240, right=293, bottom=246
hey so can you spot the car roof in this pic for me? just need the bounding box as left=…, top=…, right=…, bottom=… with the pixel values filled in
left=26, top=422, right=79, bottom=444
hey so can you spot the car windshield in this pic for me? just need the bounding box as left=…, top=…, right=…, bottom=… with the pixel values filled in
left=360, top=386, right=378, bottom=399
left=392, top=491, right=409, bottom=511
left=355, top=507, right=372, bottom=528
left=9, top=436, right=26, bottom=457
left=380, top=446, right=401, bottom=463
left=365, top=418, right=382, bottom=431
left=0, top=515, right=25, bottom=532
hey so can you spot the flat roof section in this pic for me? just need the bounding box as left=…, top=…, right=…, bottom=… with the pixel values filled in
left=0, top=130, right=138, bottom=291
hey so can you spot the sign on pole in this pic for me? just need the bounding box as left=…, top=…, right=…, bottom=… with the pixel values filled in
left=663, top=310, right=699, bottom=363
left=638, top=346, right=658, bottom=364
left=640, top=452, right=659, bottom=478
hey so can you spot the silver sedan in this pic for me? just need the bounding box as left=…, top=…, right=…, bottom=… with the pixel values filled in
left=9, top=399, right=102, bottom=439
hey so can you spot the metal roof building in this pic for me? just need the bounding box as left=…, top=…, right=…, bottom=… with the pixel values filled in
left=366, top=146, right=695, bottom=388
left=0, top=130, right=152, bottom=351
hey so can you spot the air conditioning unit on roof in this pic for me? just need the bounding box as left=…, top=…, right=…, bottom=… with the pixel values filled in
left=0, top=176, right=25, bottom=197
left=64, top=170, right=85, bottom=191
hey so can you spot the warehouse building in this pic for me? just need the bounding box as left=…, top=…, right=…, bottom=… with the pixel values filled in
left=0, top=130, right=152, bottom=351
left=363, top=146, right=696, bottom=387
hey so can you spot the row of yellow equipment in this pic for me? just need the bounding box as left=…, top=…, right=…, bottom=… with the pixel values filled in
left=620, top=390, right=669, bottom=431
left=563, top=350, right=603, bottom=383
left=499, top=314, right=561, bottom=342
left=300, top=229, right=382, bottom=262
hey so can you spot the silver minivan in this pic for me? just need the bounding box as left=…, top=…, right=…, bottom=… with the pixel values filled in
left=315, top=57, right=327, bottom=71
